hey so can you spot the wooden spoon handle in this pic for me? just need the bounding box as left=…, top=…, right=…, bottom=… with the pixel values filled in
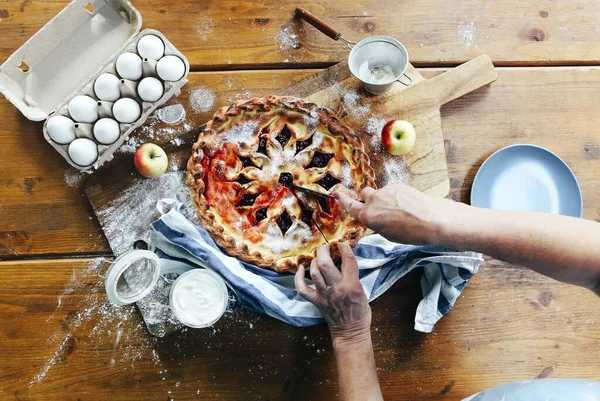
left=295, top=8, right=341, bottom=41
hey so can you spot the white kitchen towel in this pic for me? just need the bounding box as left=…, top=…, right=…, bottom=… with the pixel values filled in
left=149, top=202, right=483, bottom=333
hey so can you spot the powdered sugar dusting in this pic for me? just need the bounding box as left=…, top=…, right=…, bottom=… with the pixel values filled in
left=219, top=121, right=260, bottom=149
left=189, top=88, right=216, bottom=113
left=339, top=161, right=353, bottom=187
left=156, top=104, right=186, bottom=124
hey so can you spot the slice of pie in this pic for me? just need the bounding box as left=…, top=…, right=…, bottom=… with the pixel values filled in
left=187, top=96, right=376, bottom=273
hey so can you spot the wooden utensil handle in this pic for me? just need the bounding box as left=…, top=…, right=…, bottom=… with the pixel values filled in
left=432, top=55, right=499, bottom=106
left=295, top=8, right=341, bottom=41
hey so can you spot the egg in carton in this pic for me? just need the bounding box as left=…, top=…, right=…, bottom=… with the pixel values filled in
left=0, top=0, right=189, bottom=173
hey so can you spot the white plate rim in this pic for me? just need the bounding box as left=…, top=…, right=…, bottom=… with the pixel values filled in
left=470, top=143, right=583, bottom=217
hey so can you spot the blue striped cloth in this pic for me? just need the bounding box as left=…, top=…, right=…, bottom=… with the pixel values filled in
left=149, top=202, right=483, bottom=333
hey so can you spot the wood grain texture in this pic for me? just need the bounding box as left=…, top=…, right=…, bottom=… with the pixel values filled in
left=2, top=0, right=600, bottom=69
left=0, top=258, right=598, bottom=400
left=2, top=67, right=600, bottom=256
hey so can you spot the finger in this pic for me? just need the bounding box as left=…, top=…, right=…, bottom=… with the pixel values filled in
left=338, top=242, right=359, bottom=279
left=316, top=244, right=341, bottom=285
left=333, top=192, right=365, bottom=220
left=360, top=187, right=376, bottom=201
left=294, top=266, right=320, bottom=303
left=309, top=258, right=328, bottom=292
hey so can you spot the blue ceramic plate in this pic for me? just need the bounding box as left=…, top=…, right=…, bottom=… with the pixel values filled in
left=471, top=144, right=582, bottom=217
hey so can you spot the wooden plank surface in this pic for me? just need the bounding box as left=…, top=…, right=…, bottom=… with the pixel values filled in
left=2, top=66, right=600, bottom=257
left=0, top=258, right=597, bottom=400
left=2, top=0, right=600, bottom=69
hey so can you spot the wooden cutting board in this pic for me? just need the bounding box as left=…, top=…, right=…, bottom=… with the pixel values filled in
left=85, top=56, right=497, bottom=336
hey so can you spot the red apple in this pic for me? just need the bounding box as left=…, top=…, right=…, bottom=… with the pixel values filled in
left=134, top=143, right=169, bottom=178
left=381, top=120, right=416, bottom=156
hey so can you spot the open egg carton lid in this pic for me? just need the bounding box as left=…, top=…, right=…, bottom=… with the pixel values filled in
left=0, top=0, right=190, bottom=172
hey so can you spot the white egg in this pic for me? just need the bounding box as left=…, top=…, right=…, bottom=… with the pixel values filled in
left=68, top=138, right=98, bottom=167
left=156, top=55, right=186, bottom=81
left=94, top=73, right=121, bottom=101
left=46, top=115, right=76, bottom=144
left=137, top=77, right=164, bottom=102
left=137, top=35, right=165, bottom=60
left=113, top=98, right=141, bottom=123
left=68, top=95, right=99, bottom=123
left=116, top=52, right=143, bottom=80
left=93, top=118, right=121, bottom=145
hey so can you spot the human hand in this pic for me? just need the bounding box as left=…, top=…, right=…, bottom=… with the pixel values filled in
left=294, top=242, right=371, bottom=343
left=334, top=183, right=456, bottom=245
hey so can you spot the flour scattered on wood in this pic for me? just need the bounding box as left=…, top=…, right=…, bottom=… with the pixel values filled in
left=366, top=116, right=387, bottom=153
left=96, top=172, right=191, bottom=256
left=195, top=16, right=215, bottom=41
left=64, top=168, right=86, bottom=187
left=30, top=258, right=162, bottom=387
left=457, top=21, right=477, bottom=48
left=156, top=104, right=186, bottom=124
left=189, top=88, right=216, bottom=113
left=275, top=25, right=300, bottom=52
left=118, top=137, right=142, bottom=154
left=342, top=91, right=370, bottom=118
left=382, top=156, right=410, bottom=186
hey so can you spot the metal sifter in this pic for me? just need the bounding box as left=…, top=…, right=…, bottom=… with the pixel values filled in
left=295, top=8, right=411, bottom=95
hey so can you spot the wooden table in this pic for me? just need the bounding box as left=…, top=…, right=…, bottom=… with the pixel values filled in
left=1, top=1, right=599, bottom=399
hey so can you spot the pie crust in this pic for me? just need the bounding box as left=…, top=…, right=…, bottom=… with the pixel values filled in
left=187, top=96, right=376, bottom=272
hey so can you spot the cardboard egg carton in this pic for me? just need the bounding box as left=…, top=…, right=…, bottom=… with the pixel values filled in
left=0, top=0, right=189, bottom=173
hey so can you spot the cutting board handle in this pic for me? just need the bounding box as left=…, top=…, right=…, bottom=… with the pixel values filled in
left=431, top=55, right=498, bottom=106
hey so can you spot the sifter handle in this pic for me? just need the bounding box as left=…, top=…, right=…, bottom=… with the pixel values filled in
left=295, top=8, right=341, bottom=41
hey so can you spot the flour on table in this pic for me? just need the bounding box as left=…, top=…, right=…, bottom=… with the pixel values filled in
left=276, top=25, right=300, bottom=52
left=64, top=168, right=85, bottom=187
left=30, top=258, right=162, bottom=387
left=382, top=156, right=410, bottom=186
left=156, top=104, right=186, bottom=124
left=342, top=91, right=370, bottom=117
left=118, top=137, right=142, bottom=154
left=190, top=88, right=216, bottom=113
left=195, top=16, right=215, bottom=41
left=366, top=116, right=387, bottom=153
left=96, top=172, right=190, bottom=256
left=457, top=21, right=477, bottom=48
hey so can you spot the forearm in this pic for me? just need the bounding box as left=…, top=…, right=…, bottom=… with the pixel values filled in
left=333, top=333, right=383, bottom=401
left=439, top=202, right=600, bottom=293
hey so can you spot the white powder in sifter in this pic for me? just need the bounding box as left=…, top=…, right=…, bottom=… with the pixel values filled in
left=156, top=104, right=186, bottom=124
left=189, top=88, right=216, bottom=113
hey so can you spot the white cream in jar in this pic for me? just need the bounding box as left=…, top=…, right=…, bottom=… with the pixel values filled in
left=169, top=269, right=228, bottom=328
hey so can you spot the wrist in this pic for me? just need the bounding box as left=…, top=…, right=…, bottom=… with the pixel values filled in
left=331, top=325, right=372, bottom=350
